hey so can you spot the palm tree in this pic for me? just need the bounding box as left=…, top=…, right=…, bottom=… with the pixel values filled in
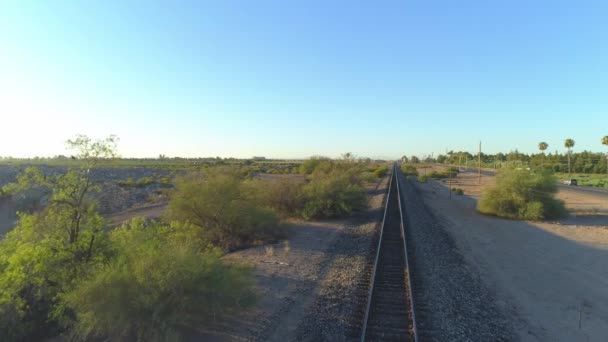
left=564, top=138, right=575, bottom=175
left=602, top=136, right=608, bottom=175
left=538, top=142, right=548, bottom=167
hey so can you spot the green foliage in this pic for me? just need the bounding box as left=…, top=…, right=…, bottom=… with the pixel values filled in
left=477, top=169, right=567, bottom=220
left=245, top=178, right=304, bottom=217
left=136, top=176, right=154, bottom=187
left=299, top=156, right=330, bottom=174
left=418, top=175, right=428, bottom=183
left=248, top=161, right=368, bottom=220
left=65, top=219, right=256, bottom=342
left=118, top=176, right=156, bottom=188
left=1, top=167, right=50, bottom=213
left=428, top=168, right=457, bottom=179
left=401, top=164, right=418, bottom=176
left=167, top=171, right=282, bottom=250
left=0, top=136, right=118, bottom=341
left=372, top=165, right=388, bottom=178
left=117, top=177, right=135, bottom=187
left=300, top=171, right=367, bottom=219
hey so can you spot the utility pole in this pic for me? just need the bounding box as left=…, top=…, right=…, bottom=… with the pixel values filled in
left=478, top=141, right=482, bottom=185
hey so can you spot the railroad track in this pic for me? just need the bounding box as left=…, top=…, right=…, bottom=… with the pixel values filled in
left=361, top=164, right=417, bottom=342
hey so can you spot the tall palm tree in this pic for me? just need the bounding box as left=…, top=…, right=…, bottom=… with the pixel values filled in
left=602, top=136, right=608, bottom=175
left=564, top=138, right=575, bottom=175
left=538, top=142, right=548, bottom=167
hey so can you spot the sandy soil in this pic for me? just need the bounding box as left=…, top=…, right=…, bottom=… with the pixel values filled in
left=194, top=176, right=389, bottom=341
left=416, top=172, right=608, bottom=341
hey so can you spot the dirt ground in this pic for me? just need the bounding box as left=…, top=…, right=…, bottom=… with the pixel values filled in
left=417, top=167, right=608, bottom=341
left=193, top=176, right=389, bottom=341
left=0, top=199, right=17, bottom=237
left=107, top=202, right=167, bottom=227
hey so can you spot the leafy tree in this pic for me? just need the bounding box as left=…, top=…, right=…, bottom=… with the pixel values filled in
left=0, top=135, right=118, bottom=341
left=341, top=152, right=357, bottom=163
left=538, top=142, right=548, bottom=167
left=564, top=138, right=575, bottom=175
left=602, top=136, right=608, bottom=175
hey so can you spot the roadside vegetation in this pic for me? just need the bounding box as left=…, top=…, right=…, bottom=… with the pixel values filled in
left=0, top=136, right=256, bottom=342
left=478, top=168, right=567, bottom=220
left=0, top=140, right=382, bottom=341
left=401, top=164, right=418, bottom=176
left=167, top=170, right=282, bottom=251
left=246, top=157, right=374, bottom=220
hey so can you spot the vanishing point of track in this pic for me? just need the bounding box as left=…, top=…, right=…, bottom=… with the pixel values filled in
left=361, top=164, right=417, bottom=342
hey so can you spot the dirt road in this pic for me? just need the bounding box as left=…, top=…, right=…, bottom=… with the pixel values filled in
left=416, top=176, right=608, bottom=341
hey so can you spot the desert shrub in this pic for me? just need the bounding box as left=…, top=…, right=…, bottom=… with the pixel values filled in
left=245, top=178, right=305, bottom=217
left=300, top=172, right=367, bottom=219
left=418, top=175, right=428, bottom=183
left=372, top=165, right=388, bottom=178
left=159, top=177, right=172, bottom=186
left=360, top=171, right=376, bottom=183
left=429, top=169, right=457, bottom=179
left=65, top=218, right=256, bottom=342
left=401, top=164, right=418, bottom=176
left=477, top=169, right=566, bottom=220
left=167, top=171, right=282, bottom=250
left=117, top=177, right=135, bottom=187
left=136, top=177, right=154, bottom=187
left=299, top=156, right=330, bottom=174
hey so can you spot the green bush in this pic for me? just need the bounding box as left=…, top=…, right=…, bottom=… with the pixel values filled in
left=245, top=178, right=304, bottom=217
left=429, top=169, right=457, bottom=179
left=360, top=171, right=376, bottom=183
left=65, top=219, right=256, bottom=342
left=136, top=176, right=154, bottom=187
left=401, top=164, right=418, bottom=176
left=477, top=169, right=566, bottom=220
left=372, top=165, right=388, bottom=178
left=167, top=171, right=282, bottom=250
left=117, top=177, right=135, bottom=187
left=418, top=175, right=428, bottom=183
left=299, top=156, right=330, bottom=174
left=300, top=172, right=367, bottom=219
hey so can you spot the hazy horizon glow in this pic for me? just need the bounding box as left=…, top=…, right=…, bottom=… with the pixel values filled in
left=1, top=1, right=607, bottom=159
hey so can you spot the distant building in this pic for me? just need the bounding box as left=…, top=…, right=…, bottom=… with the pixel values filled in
left=252, top=156, right=266, bottom=161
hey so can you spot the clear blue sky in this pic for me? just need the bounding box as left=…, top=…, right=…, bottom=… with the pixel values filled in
left=1, top=1, right=607, bottom=159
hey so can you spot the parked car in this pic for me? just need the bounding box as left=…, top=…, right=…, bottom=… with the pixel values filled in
left=563, top=179, right=578, bottom=186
